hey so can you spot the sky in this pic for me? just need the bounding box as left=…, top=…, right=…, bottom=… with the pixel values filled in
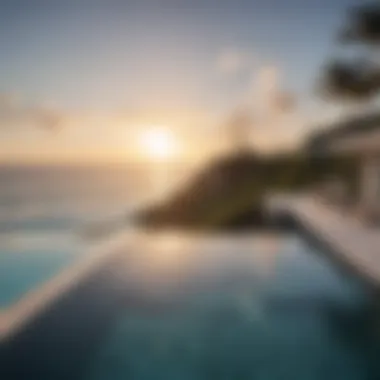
left=0, top=0, right=360, bottom=163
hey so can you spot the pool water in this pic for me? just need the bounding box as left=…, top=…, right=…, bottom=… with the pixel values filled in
left=80, top=233, right=379, bottom=380
left=0, top=232, right=83, bottom=308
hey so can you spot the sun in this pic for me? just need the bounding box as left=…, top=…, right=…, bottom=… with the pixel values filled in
left=139, top=126, right=178, bottom=160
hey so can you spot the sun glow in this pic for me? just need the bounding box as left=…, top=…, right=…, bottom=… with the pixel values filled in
left=139, top=126, right=178, bottom=160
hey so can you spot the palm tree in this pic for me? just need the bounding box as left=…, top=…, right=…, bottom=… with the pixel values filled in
left=339, top=3, right=380, bottom=45
left=320, top=59, right=380, bottom=103
left=321, top=2, right=380, bottom=105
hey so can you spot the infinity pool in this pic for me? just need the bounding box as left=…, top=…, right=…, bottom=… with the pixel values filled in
left=83, top=233, right=378, bottom=380
left=3, top=233, right=380, bottom=380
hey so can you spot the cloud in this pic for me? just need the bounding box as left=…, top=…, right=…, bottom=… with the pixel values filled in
left=220, top=62, right=299, bottom=153
left=0, top=94, right=67, bottom=131
left=249, top=65, right=296, bottom=116
left=221, top=65, right=282, bottom=142
left=33, top=106, right=67, bottom=131
left=250, top=65, right=280, bottom=108
left=255, top=65, right=279, bottom=95
left=216, top=49, right=248, bottom=76
left=271, top=91, right=296, bottom=114
left=0, top=93, right=19, bottom=111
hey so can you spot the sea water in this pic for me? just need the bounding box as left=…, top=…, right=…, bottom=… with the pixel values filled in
left=0, top=163, right=169, bottom=308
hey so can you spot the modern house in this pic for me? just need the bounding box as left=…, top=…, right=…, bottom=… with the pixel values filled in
left=264, top=113, right=380, bottom=290
left=308, top=112, right=380, bottom=214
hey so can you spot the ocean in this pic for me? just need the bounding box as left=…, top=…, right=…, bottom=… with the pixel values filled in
left=0, top=163, right=182, bottom=307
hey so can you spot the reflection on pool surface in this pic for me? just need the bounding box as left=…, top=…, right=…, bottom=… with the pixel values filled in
left=80, top=233, right=379, bottom=380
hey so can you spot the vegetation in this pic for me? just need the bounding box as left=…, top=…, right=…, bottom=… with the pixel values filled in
left=320, top=2, right=380, bottom=104
left=135, top=151, right=359, bottom=230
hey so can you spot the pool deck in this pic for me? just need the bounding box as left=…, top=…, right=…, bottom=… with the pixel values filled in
left=267, top=194, right=380, bottom=289
left=0, top=228, right=140, bottom=341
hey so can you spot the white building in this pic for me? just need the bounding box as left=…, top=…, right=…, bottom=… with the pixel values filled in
left=308, top=112, right=380, bottom=211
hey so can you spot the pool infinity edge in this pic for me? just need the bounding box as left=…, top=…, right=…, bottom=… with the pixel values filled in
left=0, top=228, right=140, bottom=341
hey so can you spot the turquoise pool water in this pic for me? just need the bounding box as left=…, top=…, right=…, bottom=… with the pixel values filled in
left=81, top=233, right=378, bottom=380
left=0, top=232, right=82, bottom=308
